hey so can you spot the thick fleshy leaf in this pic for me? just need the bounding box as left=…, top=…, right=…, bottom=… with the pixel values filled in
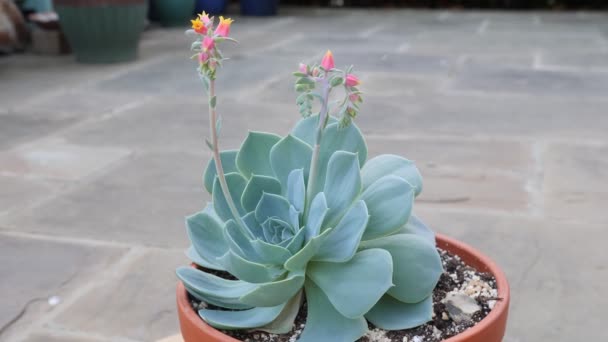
left=255, top=193, right=293, bottom=226
left=242, top=212, right=264, bottom=239
left=250, top=239, right=292, bottom=265
left=236, top=131, right=281, bottom=179
left=305, top=192, right=328, bottom=239
left=365, top=295, right=433, bottom=330
left=285, top=225, right=307, bottom=255
left=284, top=228, right=332, bottom=272
left=270, top=135, right=312, bottom=191
left=297, top=280, right=367, bottom=342
left=291, top=115, right=337, bottom=146
left=361, top=175, right=415, bottom=241
left=258, top=291, right=303, bottom=334
left=224, top=220, right=259, bottom=261
left=212, top=173, right=247, bottom=222
left=186, top=246, right=225, bottom=271
left=177, top=267, right=255, bottom=310
left=323, top=151, right=362, bottom=227
left=203, top=150, right=238, bottom=193
left=240, top=271, right=305, bottom=307
left=199, top=302, right=286, bottom=330
left=307, top=249, right=393, bottom=319
left=313, top=200, right=368, bottom=263
left=397, top=214, right=436, bottom=245
left=218, top=250, right=285, bottom=284
left=360, top=234, right=442, bottom=303
left=312, top=122, right=367, bottom=196
left=241, top=175, right=282, bottom=212
left=287, top=169, right=305, bottom=213
left=186, top=211, right=228, bottom=266
left=361, top=154, right=423, bottom=196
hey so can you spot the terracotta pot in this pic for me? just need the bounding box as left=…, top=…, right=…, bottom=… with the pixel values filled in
left=176, top=234, right=510, bottom=342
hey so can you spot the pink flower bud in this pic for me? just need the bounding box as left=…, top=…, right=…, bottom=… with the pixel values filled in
left=203, top=36, right=215, bottom=51
left=349, top=93, right=361, bottom=103
left=312, top=67, right=319, bottom=77
left=345, top=74, right=360, bottom=87
left=299, top=63, right=308, bottom=74
left=198, top=52, right=209, bottom=64
left=215, top=16, right=233, bottom=37
left=321, top=50, right=334, bottom=70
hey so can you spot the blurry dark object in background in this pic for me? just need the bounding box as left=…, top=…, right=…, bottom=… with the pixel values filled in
left=0, top=0, right=28, bottom=53
left=282, top=0, right=608, bottom=9
left=241, top=0, right=280, bottom=16
left=153, top=0, right=195, bottom=26
left=29, top=12, right=70, bottom=55
left=54, top=0, right=146, bottom=63
left=196, top=0, right=228, bottom=15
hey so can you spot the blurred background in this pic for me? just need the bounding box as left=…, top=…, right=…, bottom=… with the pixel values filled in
left=1, top=0, right=607, bottom=341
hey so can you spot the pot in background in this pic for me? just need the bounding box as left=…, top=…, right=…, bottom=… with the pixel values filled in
left=240, top=0, right=279, bottom=16
left=153, top=0, right=195, bottom=27
left=195, top=0, right=227, bottom=15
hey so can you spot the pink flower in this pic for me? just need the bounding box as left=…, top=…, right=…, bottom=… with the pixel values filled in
left=345, top=74, right=360, bottom=87
left=321, top=50, right=334, bottom=70
left=215, top=16, right=234, bottom=37
left=198, top=52, right=209, bottom=64
left=349, top=93, right=361, bottom=103
left=299, top=63, right=308, bottom=74
left=198, top=11, right=211, bottom=26
left=203, top=36, right=215, bottom=51
left=312, top=67, right=320, bottom=77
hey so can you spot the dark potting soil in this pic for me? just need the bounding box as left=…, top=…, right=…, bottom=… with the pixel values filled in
left=188, top=248, right=500, bottom=342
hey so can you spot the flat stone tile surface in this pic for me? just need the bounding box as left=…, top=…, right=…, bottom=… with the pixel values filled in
left=1, top=8, right=607, bottom=342
left=0, top=235, right=125, bottom=340
left=52, top=250, right=186, bottom=342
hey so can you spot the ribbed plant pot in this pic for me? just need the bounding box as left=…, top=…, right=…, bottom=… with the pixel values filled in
left=54, top=0, right=146, bottom=63
left=176, top=234, right=510, bottom=342
left=153, top=0, right=196, bottom=27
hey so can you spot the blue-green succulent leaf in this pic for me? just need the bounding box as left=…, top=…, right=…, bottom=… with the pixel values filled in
left=270, top=135, right=312, bottom=191
left=284, top=228, right=332, bottom=272
left=199, top=302, right=287, bottom=330
left=240, top=271, right=305, bottom=307
left=250, top=239, right=292, bottom=266
left=313, top=200, right=368, bottom=263
left=361, top=175, right=415, bottom=241
left=212, top=173, right=247, bottom=222
left=241, top=175, right=282, bottom=212
left=307, top=249, right=393, bottom=319
left=365, top=295, right=433, bottom=330
left=287, top=169, right=306, bottom=213
left=305, top=192, right=329, bottom=239
left=224, top=220, right=260, bottom=261
left=360, top=234, right=442, bottom=303
left=285, top=225, right=307, bottom=255
left=203, top=150, right=238, bottom=194
left=297, top=280, right=367, bottom=342
left=242, top=212, right=264, bottom=239
left=186, top=210, right=228, bottom=267
left=218, top=250, right=285, bottom=284
left=177, top=267, right=256, bottom=309
left=323, top=151, right=362, bottom=227
left=186, top=246, right=225, bottom=271
left=255, top=193, right=293, bottom=226
left=361, top=154, right=423, bottom=196
left=236, top=131, right=281, bottom=179
left=291, top=115, right=337, bottom=146
left=397, top=214, right=436, bottom=245
left=312, top=122, right=367, bottom=196
left=258, top=291, right=303, bottom=334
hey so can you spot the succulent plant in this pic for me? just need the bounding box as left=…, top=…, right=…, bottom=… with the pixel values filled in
left=179, top=18, right=443, bottom=341
left=178, top=114, right=443, bottom=341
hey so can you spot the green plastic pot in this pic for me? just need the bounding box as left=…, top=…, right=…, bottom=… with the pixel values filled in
left=153, top=0, right=195, bottom=27
left=55, top=0, right=146, bottom=63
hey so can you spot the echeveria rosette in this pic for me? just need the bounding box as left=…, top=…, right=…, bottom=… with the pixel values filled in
left=177, top=115, right=443, bottom=341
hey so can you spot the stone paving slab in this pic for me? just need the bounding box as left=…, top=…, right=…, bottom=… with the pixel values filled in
left=0, top=235, right=126, bottom=341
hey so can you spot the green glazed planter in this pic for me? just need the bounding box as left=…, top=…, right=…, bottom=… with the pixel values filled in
left=55, top=0, right=146, bottom=63
left=153, top=0, right=196, bottom=27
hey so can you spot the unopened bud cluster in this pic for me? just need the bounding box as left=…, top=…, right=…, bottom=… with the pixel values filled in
left=293, top=50, right=363, bottom=127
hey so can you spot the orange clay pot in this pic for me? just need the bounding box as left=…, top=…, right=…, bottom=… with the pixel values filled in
left=176, top=233, right=510, bottom=342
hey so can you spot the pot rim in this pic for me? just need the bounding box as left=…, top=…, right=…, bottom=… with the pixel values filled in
left=176, top=233, right=510, bottom=342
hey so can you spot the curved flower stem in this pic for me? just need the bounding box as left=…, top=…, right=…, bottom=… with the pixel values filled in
left=304, top=81, right=331, bottom=216
left=208, top=79, right=248, bottom=232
